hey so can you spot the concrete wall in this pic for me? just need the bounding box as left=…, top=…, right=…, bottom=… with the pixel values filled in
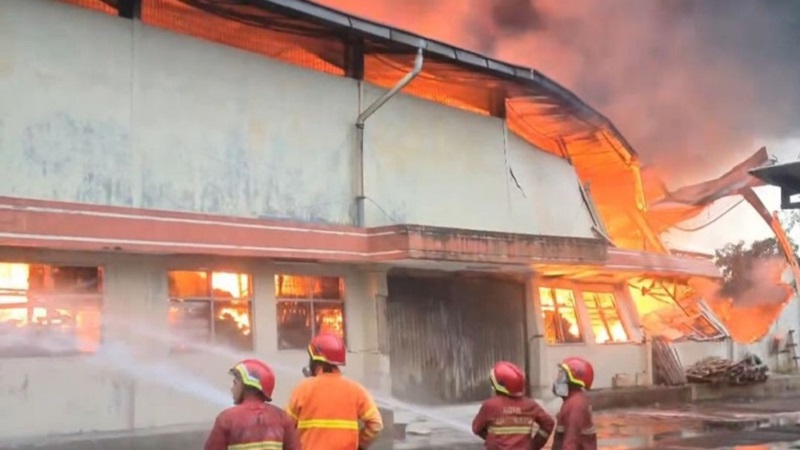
left=362, top=88, right=596, bottom=237
left=0, top=248, right=382, bottom=441
left=543, top=343, right=648, bottom=392
left=0, top=0, right=596, bottom=238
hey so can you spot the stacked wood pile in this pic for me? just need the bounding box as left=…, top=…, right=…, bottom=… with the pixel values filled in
left=685, top=355, right=769, bottom=385
left=652, top=336, right=688, bottom=386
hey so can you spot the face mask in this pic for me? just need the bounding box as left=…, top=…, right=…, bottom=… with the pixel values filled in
left=552, top=369, right=569, bottom=398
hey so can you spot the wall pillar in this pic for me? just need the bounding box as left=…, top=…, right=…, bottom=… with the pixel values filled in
left=252, top=265, right=278, bottom=354
left=344, top=267, right=390, bottom=393
left=100, top=255, right=168, bottom=431
left=527, top=278, right=548, bottom=396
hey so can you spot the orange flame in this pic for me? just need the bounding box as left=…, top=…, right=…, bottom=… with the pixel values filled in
left=217, top=306, right=251, bottom=336
left=0, top=263, right=101, bottom=353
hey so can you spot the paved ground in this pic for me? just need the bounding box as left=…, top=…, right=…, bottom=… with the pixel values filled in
left=6, top=395, right=800, bottom=449
left=393, top=396, right=800, bottom=449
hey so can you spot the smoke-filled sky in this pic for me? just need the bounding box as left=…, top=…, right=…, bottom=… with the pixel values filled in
left=317, top=0, right=800, bottom=186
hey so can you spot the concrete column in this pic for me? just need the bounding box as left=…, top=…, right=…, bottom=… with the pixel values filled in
left=98, top=255, right=169, bottom=431
left=104, top=255, right=168, bottom=346
left=527, top=279, right=548, bottom=395
left=344, top=267, right=390, bottom=392
left=252, top=265, right=278, bottom=354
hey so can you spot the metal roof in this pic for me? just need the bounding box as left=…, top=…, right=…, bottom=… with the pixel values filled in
left=750, top=160, right=800, bottom=194
left=252, top=0, right=639, bottom=157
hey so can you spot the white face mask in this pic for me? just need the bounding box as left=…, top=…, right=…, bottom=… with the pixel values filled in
left=552, top=369, right=569, bottom=398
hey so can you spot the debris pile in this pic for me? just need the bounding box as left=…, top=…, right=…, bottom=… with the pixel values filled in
left=685, top=355, right=768, bottom=385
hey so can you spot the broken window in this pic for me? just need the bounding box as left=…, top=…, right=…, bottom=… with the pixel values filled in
left=582, top=292, right=630, bottom=343
left=276, top=275, right=345, bottom=350
left=0, top=262, right=103, bottom=357
left=538, top=287, right=583, bottom=344
left=628, top=279, right=728, bottom=341
left=168, top=270, right=253, bottom=352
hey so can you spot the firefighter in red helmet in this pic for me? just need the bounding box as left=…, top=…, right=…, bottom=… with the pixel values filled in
left=551, top=357, right=597, bottom=450
left=286, top=333, right=383, bottom=450
left=472, top=361, right=555, bottom=450
left=205, top=359, right=300, bottom=450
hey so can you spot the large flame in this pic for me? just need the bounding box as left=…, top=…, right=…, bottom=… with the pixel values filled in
left=169, top=271, right=253, bottom=340
left=0, top=263, right=101, bottom=353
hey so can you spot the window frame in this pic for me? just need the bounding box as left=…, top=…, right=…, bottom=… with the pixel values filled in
left=535, top=280, right=640, bottom=346
left=167, top=269, right=254, bottom=352
left=0, top=261, right=105, bottom=358
left=581, top=290, right=633, bottom=344
left=274, top=274, right=346, bottom=350
left=537, top=286, right=586, bottom=345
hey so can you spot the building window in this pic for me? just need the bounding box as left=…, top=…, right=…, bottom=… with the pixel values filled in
left=275, top=275, right=344, bottom=350
left=582, top=292, right=630, bottom=343
left=0, top=262, right=103, bottom=357
left=538, top=287, right=583, bottom=344
left=168, top=271, right=253, bottom=352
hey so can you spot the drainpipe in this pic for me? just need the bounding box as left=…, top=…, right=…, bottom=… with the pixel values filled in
left=354, top=48, right=424, bottom=227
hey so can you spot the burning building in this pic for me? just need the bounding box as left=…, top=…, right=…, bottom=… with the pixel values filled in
left=0, top=0, right=798, bottom=443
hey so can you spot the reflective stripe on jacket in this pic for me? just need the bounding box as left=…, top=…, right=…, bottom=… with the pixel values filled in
left=471, top=395, right=555, bottom=450
left=204, top=398, right=300, bottom=450
left=286, top=372, right=383, bottom=450
left=552, top=390, right=597, bottom=450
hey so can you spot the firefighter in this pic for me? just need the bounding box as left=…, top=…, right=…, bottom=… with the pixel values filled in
left=286, top=333, right=383, bottom=450
left=471, top=361, right=555, bottom=450
left=551, top=357, right=597, bottom=450
left=205, top=358, right=300, bottom=450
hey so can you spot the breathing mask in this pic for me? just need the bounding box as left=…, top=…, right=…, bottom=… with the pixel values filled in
left=552, top=368, right=570, bottom=398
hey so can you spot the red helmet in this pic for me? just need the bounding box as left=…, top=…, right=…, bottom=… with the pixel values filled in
left=490, top=361, right=526, bottom=397
left=230, top=359, right=276, bottom=400
left=558, top=357, right=594, bottom=390
left=308, top=333, right=347, bottom=366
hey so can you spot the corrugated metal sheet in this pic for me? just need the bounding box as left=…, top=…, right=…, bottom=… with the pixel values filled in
left=386, top=274, right=527, bottom=404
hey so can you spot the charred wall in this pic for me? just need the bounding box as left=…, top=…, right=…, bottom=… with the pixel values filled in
left=386, top=273, right=527, bottom=404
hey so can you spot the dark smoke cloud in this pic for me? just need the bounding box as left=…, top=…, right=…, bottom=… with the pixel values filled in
left=318, top=0, right=800, bottom=184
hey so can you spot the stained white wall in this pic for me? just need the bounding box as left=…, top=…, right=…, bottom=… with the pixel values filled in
left=0, top=0, right=356, bottom=225
left=0, top=0, right=596, bottom=238
left=543, top=343, right=648, bottom=391
left=362, top=86, right=596, bottom=237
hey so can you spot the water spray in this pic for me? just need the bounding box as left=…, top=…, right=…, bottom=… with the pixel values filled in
left=120, top=317, right=477, bottom=435
left=4, top=316, right=478, bottom=438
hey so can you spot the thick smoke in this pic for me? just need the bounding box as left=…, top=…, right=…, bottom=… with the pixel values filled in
left=690, top=256, right=794, bottom=342
left=318, top=0, right=800, bottom=185
left=722, top=256, right=793, bottom=308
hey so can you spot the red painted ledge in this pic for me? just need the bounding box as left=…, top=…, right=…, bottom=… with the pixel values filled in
left=0, top=197, right=719, bottom=277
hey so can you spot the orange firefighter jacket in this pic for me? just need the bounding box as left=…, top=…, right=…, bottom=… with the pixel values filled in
left=286, top=372, right=383, bottom=450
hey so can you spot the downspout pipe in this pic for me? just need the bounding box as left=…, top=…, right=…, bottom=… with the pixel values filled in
left=355, top=48, right=424, bottom=227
